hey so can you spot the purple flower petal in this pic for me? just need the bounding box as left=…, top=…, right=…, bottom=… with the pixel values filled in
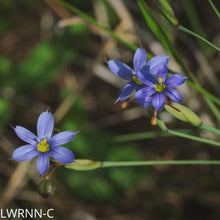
left=152, top=93, right=166, bottom=111
left=115, top=82, right=135, bottom=103
left=49, top=146, right=74, bottom=164
left=49, top=131, right=74, bottom=146
left=136, top=69, right=156, bottom=86
left=12, top=145, right=38, bottom=161
left=135, top=86, right=156, bottom=99
left=37, top=111, right=54, bottom=140
left=164, top=88, right=183, bottom=103
left=133, top=48, right=147, bottom=72
left=37, top=153, right=50, bottom=176
left=14, top=126, right=38, bottom=145
left=165, top=74, right=186, bottom=87
left=136, top=96, right=152, bottom=108
left=108, top=60, right=134, bottom=80
left=157, top=66, right=168, bottom=83
left=146, top=55, right=169, bottom=75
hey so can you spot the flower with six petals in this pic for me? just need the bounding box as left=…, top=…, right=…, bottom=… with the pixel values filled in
left=135, top=65, right=186, bottom=111
left=108, top=48, right=169, bottom=103
left=12, top=111, right=75, bottom=176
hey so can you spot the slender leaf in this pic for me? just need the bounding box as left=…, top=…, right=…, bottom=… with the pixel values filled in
left=208, top=0, right=220, bottom=19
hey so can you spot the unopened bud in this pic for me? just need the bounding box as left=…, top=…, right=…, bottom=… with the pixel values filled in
left=38, top=179, right=56, bottom=198
left=151, top=116, right=157, bottom=126
left=121, top=101, right=128, bottom=109
left=65, top=159, right=101, bottom=171
left=165, top=103, right=202, bottom=127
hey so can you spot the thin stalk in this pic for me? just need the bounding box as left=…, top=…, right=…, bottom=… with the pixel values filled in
left=114, top=129, right=191, bottom=142
left=168, top=129, right=220, bottom=147
left=201, top=123, right=220, bottom=136
left=155, top=118, right=220, bottom=147
left=178, top=25, right=220, bottom=52
left=114, top=119, right=220, bottom=147
left=208, top=0, right=220, bottom=19
left=102, top=160, right=220, bottom=168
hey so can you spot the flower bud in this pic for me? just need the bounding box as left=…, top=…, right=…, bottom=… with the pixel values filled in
left=151, top=116, right=157, bottom=126
left=65, top=159, right=101, bottom=171
left=165, top=103, right=202, bottom=127
left=38, top=179, right=56, bottom=198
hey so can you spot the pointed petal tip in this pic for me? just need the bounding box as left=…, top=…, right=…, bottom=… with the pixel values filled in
left=114, top=98, right=119, bottom=104
left=73, top=131, right=80, bottom=135
left=37, top=153, right=50, bottom=176
left=14, top=126, right=38, bottom=145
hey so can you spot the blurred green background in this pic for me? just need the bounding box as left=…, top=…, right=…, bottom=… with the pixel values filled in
left=0, top=0, right=220, bottom=219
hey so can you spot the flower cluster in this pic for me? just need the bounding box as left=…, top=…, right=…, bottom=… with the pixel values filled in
left=108, top=48, right=186, bottom=112
left=12, top=111, right=75, bottom=176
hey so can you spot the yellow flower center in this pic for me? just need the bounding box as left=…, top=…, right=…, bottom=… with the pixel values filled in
left=155, top=77, right=166, bottom=92
left=132, top=76, right=143, bottom=86
left=37, top=139, right=50, bottom=153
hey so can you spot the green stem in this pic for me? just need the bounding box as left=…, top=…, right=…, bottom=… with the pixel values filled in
left=102, top=160, right=220, bottom=168
left=201, top=123, right=220, bottom=136
left=155, top=119, right=220, bottom=147
left=114, top=119, right=220, bottom=147
left=168, top=129, right=220, bottom=147
left=208, top=0, right=220, bottom=19
left=114, top=129, right=192, bottom=142
left=178, top=25, right=220, bottom=52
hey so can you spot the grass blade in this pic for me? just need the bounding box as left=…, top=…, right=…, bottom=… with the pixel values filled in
left=208, top=0, right=220, bottom=19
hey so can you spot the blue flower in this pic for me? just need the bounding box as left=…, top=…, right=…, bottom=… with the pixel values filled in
left=108, top=48, right=169, bottom=103
left=12, top=111, right=75, bottom=176
left=135, top=65, right=186, bottom=111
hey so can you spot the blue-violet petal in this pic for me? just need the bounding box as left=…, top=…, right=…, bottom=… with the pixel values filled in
left=108, top=60, right=134, bottom=80
left=37, top=153, right=50, bottom=176
left=133, top=48, right=147, bottom=73
left=164, top=88, right=183, bottom=103
left=136, top=96, right=152, bottom=108
left=37, top=111, right=54, bottom=140
left=115, top=82, right=135, bottom=103
left=136, top=69, right=156, bottom=86
left=14, top=126, right=38, bottom=145
left=12, top=145, right=38, bottom=161
left=135, top=86, right=156, bottom=99
left=157, top=66, right=168, bottom=83
left=146, top=55, right=169, bottom=75
left=49, top=131, right=75, bottom=146
left=165, top=74, right=186, bottom=87
left=49, top=146, right=74, bottom=164
left=152, top=93, right=166, bottom=111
